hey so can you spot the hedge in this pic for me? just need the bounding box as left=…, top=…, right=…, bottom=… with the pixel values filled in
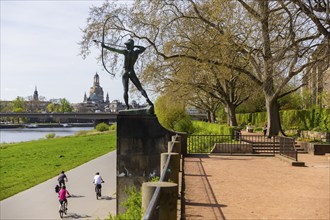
left=236, top=108, right=330, bottom=131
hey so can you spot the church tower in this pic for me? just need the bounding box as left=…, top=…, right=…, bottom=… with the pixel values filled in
left=105, top=93, right=110, bottom=104
left=88, top=72, right=104, bottom=103
left=83, top=92, right=87, bottom=102
left=33, top=86, right=39, bottom=101
left=94, top=72, right=100, bottom=86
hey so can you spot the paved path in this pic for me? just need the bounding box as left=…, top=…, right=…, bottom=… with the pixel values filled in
left=184, top=153, right=330, bottom=220
left=1, top=151, right=116, bottom=220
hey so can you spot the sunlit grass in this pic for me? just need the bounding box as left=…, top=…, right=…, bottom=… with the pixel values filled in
left=0, top=131, right=116, bottom=200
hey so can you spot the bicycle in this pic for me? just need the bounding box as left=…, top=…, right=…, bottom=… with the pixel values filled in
left=95, top=181, right=104, bottom=200
left=59, top=200, right=67, bottom=218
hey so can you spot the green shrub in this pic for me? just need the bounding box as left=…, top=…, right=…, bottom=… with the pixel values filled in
left=173, top=115, right=194, bottom=134
left=104, top=186, right=142, bottom=220
left=312, top=127, right=323, bottom=132
left=236, top=112, right=266, bottom=127
left=192, top=121, right=233, bottom=135
left=151, top=176, right=160, bottom=182
left=109, top=123, right=117, bottom=131
left=236, top=108, right=330, bottom=132
left=45, top=133, right=56, bottom=139
left=95, top=123, right=109, bottom=132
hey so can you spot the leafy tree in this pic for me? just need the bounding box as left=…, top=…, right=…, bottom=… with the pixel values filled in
left=79, top=0, right=328, bottom=136
left=57, top=98, right=73, bottom=113
left=236, top=88, right=265, bottom=114
left=9, top=96, right=26, bottom=123
left=230, top=0, right=328, bottom=135
left=0, top=100, right=12, bottom=113
left=80, top=1, right=251, bottom=126
left=187, top=90, right=221, bottom=123
left=279, top=91, right=304, bottom=110
left=47, top=103, right=56, bottom=113
left=11, top=96, right=26, bottom=112
left=154, top=93, right=193, bottom=133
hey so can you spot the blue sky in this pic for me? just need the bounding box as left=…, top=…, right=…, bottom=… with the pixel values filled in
left=0, top=0, right=133, bottom=103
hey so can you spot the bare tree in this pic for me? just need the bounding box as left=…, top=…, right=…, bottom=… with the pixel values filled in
left=291, top=0, right=330, bottom=39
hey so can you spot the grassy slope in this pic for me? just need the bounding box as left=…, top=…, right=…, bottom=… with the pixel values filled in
left=0, top=132, right=116, bottom=200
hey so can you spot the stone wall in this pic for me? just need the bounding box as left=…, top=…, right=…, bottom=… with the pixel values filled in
left=296, top=141, right=330, bottom=155
left=116, top=112, right=187, bottom=214
left=300, top=131, right=330, bottom=142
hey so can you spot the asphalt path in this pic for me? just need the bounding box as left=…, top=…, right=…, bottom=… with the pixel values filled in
left=1, top=151, right=117, bottom=220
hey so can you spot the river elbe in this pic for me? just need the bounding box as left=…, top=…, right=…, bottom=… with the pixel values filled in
left=0, top=127, right=93, bottom=144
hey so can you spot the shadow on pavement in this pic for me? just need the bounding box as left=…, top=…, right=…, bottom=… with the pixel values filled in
left=62, top=212, right=91, bottom=219
left=69, top=194, right=85, bottom=198
left=185, top=201, right=227, bottom=208
left=99, top=195, right=114, bottom=200
left=184, top=157, right=227, bottom=220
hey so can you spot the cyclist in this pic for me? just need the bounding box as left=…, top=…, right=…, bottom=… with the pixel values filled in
left=93, top=172, right=104, bottom=196
left=58, top=185, right=71, bottom=211
left=57, top=171, right=68, bottom=187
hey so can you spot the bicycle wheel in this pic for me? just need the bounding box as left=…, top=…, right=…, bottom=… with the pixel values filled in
left=59, top=208, right=63, bottom=218
left=59, top=202, right=65, bottom=218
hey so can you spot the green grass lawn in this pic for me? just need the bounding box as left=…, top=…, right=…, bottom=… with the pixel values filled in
left=0, top=131, right=116, bottom=200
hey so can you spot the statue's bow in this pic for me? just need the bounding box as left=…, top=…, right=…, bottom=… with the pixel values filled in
left=100, top=16, right=115, bottom=76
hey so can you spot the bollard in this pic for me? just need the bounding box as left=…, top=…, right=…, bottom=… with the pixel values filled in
left=172, top=135, right=181, bottom=142
left=168, top=140, right=182, bottom=172
left=142, top=182, right=178, bottom=220
left=160, top=152, right=180, bottom=184
left=168, top=141, right=181, bottom=156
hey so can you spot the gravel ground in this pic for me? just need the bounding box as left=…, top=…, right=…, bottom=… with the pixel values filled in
left=184, top=153, right=330, bottom=220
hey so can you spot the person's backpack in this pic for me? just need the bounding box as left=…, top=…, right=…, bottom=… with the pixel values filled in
left=55, top=185, right=60, bottom=193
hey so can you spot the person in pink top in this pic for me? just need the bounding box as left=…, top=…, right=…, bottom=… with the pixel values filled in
left=58, top=185, right=71, bottom=211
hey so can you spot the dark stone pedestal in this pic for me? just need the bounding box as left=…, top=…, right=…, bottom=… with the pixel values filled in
left=116, top=111, right=176, bottom=214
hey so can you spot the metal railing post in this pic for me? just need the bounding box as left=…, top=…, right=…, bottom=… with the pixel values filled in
left=161, top=152, right=180, bottom=184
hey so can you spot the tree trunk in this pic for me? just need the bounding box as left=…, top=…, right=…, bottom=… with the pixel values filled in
left=211, top=110, right=216, bottom=123
left=206, top=110, right=211, bottom=122
left=265, top=97, right=281, bottom=136
left=225, top=104, right=238, bottom=126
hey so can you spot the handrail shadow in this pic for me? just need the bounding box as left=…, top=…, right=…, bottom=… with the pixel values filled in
left=183, top=157, right=226, bottom=220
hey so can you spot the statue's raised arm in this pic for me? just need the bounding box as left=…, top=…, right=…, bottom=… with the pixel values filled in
left=134, top=45, right=146, bottom=54
left=101, top=43, right=126, bottom=54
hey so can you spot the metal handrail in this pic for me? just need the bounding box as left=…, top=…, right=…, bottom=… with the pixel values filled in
left=142, top=134, right=179, bottom=220
left=278, top=136, right=297, bottom=161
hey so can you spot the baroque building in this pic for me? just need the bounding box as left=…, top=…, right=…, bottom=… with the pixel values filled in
left=85, top=73, right=107, bottom=104
left=76, top=73, right=108, bottom=112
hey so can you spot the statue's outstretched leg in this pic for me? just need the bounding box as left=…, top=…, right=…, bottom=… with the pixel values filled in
left=130, top=73, right=153, bottom=106
left=122, top=73, right=129, bottom=109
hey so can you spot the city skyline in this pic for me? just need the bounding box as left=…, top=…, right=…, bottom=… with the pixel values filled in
left=0, top=1, right=140, bottom=104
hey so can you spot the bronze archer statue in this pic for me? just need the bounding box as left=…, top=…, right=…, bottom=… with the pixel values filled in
left=101, top=39, right=153, bottom=110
